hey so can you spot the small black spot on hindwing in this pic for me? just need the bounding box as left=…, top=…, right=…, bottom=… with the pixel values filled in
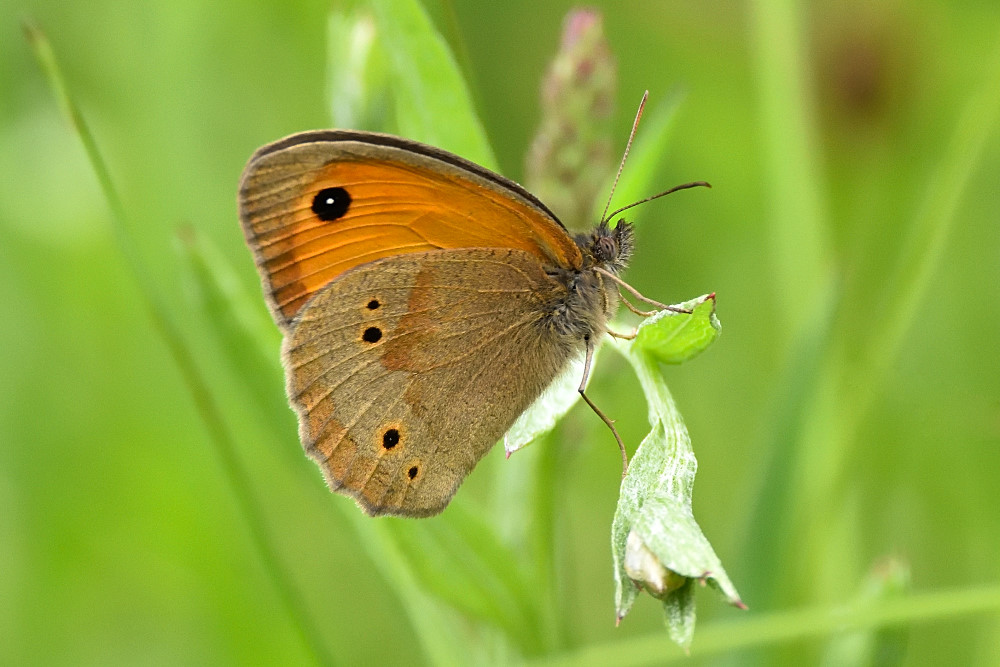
left=362, top=326, right=382, bottom=343
left=407, top=466, right=419, bottom=480
left=311, top=187, right=351, bottom=221
left=367, top=299, right=380, bottom=310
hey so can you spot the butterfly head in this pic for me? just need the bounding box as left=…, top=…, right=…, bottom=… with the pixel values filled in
left=579, top=220, right=634, bottom=275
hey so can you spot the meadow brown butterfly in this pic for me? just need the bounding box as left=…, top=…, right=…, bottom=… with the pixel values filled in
left=238, top=103, right=704, bottom=517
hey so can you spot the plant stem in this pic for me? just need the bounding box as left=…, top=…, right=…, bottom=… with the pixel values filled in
left=529, top=583, right=1000, bottom=666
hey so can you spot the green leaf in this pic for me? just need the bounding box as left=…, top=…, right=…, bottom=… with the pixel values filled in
left=662, top=580, right=697, bottom=649
left=326, top=4, right=389, bottom=130
left=504, top=352, right=592, bottom=456
left=326, top=0, right=494, bottom=166
left=610, top=301, right=740, bottom=649
left=368, top=0, right=496, bottom=168
left=633, top=294, right=720, bottom=365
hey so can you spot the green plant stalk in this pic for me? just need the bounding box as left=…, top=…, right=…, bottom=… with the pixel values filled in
left=784, top=29, right=1000, bottom=602
left=749, top=0, right=832, bottom=332
left=605, top=296, right=736, bottom=647
left=24, top=20, right=336, bottom=667
left=866, top=30, right=1000, bottom=390
left=332, top=1, right=566, bottom=657
left=530, top=583, right=1000, bottom=666
left=529, top=430, right=566, bottom=651
left=740, top=0, right=837, bottom=605
left=734, top=280, right=840, bottom=608
left=323, top=6, right=506, bottom=659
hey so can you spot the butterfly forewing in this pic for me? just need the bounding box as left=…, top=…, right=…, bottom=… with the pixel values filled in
left=284, top=248, right=571, bottom=517
left=239, top=131, right=582, bottom=330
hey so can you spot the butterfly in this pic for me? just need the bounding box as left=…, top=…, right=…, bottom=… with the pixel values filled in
left=238, top=102, right=705, bottom=517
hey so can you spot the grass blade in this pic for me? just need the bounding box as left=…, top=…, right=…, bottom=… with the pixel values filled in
left=529, top=582, right=1000, bottom=666
left=783, top=28, right=1000, bottom=602
left=749, top=0, right=832, bottom=329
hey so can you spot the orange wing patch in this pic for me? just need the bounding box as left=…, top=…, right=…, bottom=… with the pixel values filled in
left=239, top=134, right=582, bottom=329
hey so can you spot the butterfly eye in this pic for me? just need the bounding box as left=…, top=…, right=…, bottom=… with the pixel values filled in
left=595, top=236, right=617, bottom=262
left=312, top=186, right=351, bottom=221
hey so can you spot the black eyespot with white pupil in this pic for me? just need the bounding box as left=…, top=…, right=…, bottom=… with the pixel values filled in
left=312, top=187, right=351, bottom=221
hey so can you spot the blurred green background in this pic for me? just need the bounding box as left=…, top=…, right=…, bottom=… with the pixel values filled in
left=3, top=0, right=1000, bottom=664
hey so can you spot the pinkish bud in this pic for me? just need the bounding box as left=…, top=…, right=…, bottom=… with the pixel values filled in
left=526, top=9, right=617, bottom=230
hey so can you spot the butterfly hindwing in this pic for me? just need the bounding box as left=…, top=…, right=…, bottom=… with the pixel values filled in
left=284, top=247, right=571, bottom=516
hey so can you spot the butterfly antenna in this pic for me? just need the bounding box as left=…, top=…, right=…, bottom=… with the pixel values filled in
left=602, top=180, right=712, bottom=224
left=600, top=90, right=649, bottom=226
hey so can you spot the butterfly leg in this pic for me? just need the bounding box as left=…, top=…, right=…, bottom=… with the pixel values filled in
left=606, top=328, right=637, bottom=341
left=578, top=334, right=629, bottom=478
left=607, top=293, right=645, bottom=339
left=596, top=267, right=692, bottom=314
left=619, top=294, right=658, bottom=318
